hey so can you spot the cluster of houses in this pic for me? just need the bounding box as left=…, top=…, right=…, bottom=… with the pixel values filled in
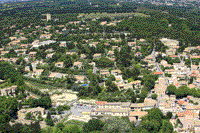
left=0, top=15, right=200, bottom=132
left=0, top=85, right=17, bottom=97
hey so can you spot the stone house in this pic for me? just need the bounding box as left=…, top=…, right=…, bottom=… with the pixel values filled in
left=55, top=62, right=64, bottom=68
left=0, top=85, right=17, bottom=97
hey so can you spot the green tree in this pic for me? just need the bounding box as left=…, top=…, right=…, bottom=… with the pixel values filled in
left=166, top=112, right=173, bottom=119
left=56, top=122, right=65, bottom=131
left=103, top=116, right=132, bottom=133
left=159, top=120, right=174, bottom=133
left=38, top=96, right=52, bottom=109
left=4, top=49, right=17, bottom=58
left=45, top=112, right=54, bottom=126
left=64, top=55, right=73, bottom=68
left=96, top=57, right=114, bottom=68
left=175, top=85, right=189, bottom=99
left=167, top=84, right=176, bottom=96
left=37, top=112, right=43, bottom=121
left=63, top=124, right=80, bottom=133
left=151, top=93, right=158, bottom=100
left=25, top=112, right=32, bottom=120
left=83, top=118, right=104, bottom=132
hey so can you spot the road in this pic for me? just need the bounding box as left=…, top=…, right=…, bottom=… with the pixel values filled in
left=53, top=102, right=96, bottom=123
left=151, top=48, right=169, bottom=107
left=69, top=103, right=96, bottom=117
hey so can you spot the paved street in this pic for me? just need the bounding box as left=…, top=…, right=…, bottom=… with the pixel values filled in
left=69, top=103, right=95, bottom=117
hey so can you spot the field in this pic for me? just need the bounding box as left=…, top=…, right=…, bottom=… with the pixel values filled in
left=79, top=12, right=150, bottom=20
left=25, top=81, right=55, bottom=90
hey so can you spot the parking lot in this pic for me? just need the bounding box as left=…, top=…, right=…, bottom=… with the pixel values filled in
left=69, top=103, right=96, bottom=117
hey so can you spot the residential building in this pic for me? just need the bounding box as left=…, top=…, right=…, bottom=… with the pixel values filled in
left=59, top=41, right=66, bottom=47
left=18, top=107, right=45, bottom=119
left=194, top=78, right=200, bottom=88
left=111, top=69, right=121, bottom=76
left=29, top=52, right=37, bottom=59
left=55, top=62, right=64, bottom=68
left=80, top=54, right=87, bottom=59
left=129, top=111, right=148, bottom=122
left=93, top=53, right=102, bottom=59
left=32, top=69, right=44, bottom=78
left=74, top=75, right=88, bottom=83
left=73, top=61, right=83, bottom=69
left=128, top=42, right=136, bottom=47
left=1, top=51, right=9, bottom=56
left=0, top=85, right=17, bottom=97
left=100, top=69, right=110, bottom=77
left=48, top=72, right=67, bottom=79
left=129, top=80, right=141, bottom=89
left=66, top=51, right=77, bottom=56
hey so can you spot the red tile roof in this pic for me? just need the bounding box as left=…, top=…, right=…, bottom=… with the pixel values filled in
left=177, top=100, right=184, bottom=105
left=96, top=101, right=107, bottom=105
left=170, top=55, right=178, bottom=58
left=154, top=72, right=163, bottom=75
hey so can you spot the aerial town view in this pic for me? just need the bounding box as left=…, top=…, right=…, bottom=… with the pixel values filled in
left=0, top=0, right=199, bottom=132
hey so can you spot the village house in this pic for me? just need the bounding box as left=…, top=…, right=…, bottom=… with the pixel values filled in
left=1, top=51, right=9, bottom=56
left=59, top=41, right=66, bottom=47
left=129, top=80, right=141, bottom=89
left=106, top=22, right=116, bottom=26
left=129, top=111, right=148, bottom=122
left=21, top=44, right=29, bottom=49
left=154, top=72, right=164, bottom=77
left=176, top=116, right=196, bottom=132
left=46, top=53, right=54, bottom=59
left=74, top=75, right=88, bottom=84
left=66, top=52, right=77, bottom=56
left=78, top=99, right=97, bottom=105
left=73, top=61, right=83, bottom=69
left=28, top=52, right=37, bottom=59
left=89, top=42, right=99, bottom=48
left=9, top=36, right=17, bottom=41
left=80, top=54, right=87, bottom=59
left=100, top=69, right=110, bottom=78
left=130, top=103, right=144, bottom=111
left=48, top=72, right=67, bottom=79
left=40, top=34, right=52, bottom=39
left=111, top=69, right=122, bottom=76
left=107, top=50, right=114, bottom=57
left=160, top=60, right=168, bottom=66
left=139, top=38, right=146, bottom=43
left=9, top=58, right=18, bottom=64
left=18, top=107, right=45, bottom=119
left=160, top=38, right=179, bottom=47
left=45, top=48, right=54, bottom=53
left=25, top=66, right=31, bottom=72
left=92, top=101, right=131, bottom=117
left=100, top=21, right=107, bottom=25
left=0, top=85, right=17, bottom=97
left=93, top=53, right=102, bottom=59
left=170, top=55, right=178, bottom=60
left=194, top=78, right=200, bottom=88
left=134, top=52, right=142, bottom=57
left=128, top=42, right=136, bottom=47
left=166, top=48, right=176, bottom=56
left=32, top=69, right=44, bottom=78
left=190, top=55, right=200, bottom=59
left=112, top=46, right=121, bottom=51
left=55, top=62, right=64, bottom=68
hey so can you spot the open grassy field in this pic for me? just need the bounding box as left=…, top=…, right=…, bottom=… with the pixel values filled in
left=79, top=12, right=150, bottom=20
left=25, top=81, right=52, bottom=89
